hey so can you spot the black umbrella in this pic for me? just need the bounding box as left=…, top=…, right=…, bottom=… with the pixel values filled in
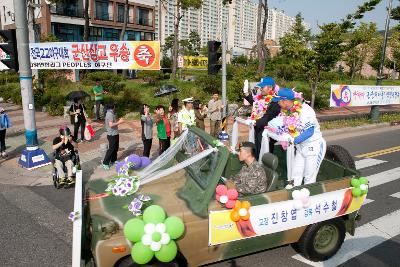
left=154, top=85, right=178, bottom=97
left=66, top=90, right=91, bottom=101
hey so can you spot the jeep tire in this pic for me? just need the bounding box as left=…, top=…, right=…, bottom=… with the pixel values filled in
left=116, top=254, right=186, bottom=267
left=325, top=145, right=356, bottom=170
left=296, top=218, right=346, bottom=261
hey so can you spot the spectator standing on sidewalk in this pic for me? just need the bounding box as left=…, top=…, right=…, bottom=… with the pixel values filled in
left=69, top=98, right=87, bottom=143
left=93, top=80, right=104, bottom=121
left=155, top=105, right=171, bottom=155
left=178, top=97, right=196, bottom=135
left=0, top=107, right=12, bottom=158
left=194, top=100, right=206, bottom=130
left=140, top=104, right=153, bottom=157
left=102, top=103, right=125, bottom=170
left=168, top=98, right=180, bottom=139
left=207, top=91, right=223, bottom=137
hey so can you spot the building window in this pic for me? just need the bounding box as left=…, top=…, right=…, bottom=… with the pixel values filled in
left=89, top=27, right=102, bottom=41
left=136, top=8, right=152, bottom=26
left=51, top=23, right=83, bottom=42
left=117, top=4, right=125, bottom=22
left=95, top=1, right=111, bottom=21
left=53, top=0, right=84, bottom=18
left=103, top=28, right=120, bottom=41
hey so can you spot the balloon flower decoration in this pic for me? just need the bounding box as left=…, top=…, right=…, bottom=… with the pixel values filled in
left=215, top=185, right=238, bottom=209
left=123, top=205, right=185, bottom=265
left=116, top=154, right=152, bottom=175
left=230, top=201, right=251, bottom=222
left=292, top=188, right=311, bottom=210
left=350, top=177, right=369, bottom=197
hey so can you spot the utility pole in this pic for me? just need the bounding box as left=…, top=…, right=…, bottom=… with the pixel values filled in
left=222, top=23, right=227, bottom=118
left=14, top=0, right=50, bottom=169
left=27, top=0, right=39, bottom=80
left=370, top=0, right=392, bottom=122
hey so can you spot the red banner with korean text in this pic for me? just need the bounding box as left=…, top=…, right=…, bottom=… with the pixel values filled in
left=29, top=41, right=160, bottom=70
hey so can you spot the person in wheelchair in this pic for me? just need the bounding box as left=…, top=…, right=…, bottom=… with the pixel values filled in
left=52, top=127, right=76, bottom=186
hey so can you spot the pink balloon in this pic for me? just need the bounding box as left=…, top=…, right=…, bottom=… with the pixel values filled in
left=216, top=185, right=227, bottom=195
left=227, top=189, right=238, bottom=200
left=226, top=200, right=236, bottom=209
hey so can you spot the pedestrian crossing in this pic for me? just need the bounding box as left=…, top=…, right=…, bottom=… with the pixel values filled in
left=292, top=156, right=400, bottom=266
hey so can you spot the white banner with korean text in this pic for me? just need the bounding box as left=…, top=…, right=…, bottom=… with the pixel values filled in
left=330, top=84, right=400, bottom=107
left=209, top=187, right=365, bottom=246
left=29, top=41, right=160, bottom=70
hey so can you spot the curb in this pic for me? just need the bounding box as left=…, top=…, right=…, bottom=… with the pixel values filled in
left=322, top=122, right=393, bottom=137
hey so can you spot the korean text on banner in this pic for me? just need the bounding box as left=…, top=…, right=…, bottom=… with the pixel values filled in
left=330, top=84, right=400, bottom=107
left=209, top=188, right=365, bottom=246
left=183, top=56, right=208, bottom=69
left=29, top=41, right=160, bottom=70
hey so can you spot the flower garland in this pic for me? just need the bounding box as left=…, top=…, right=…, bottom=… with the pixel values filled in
left=278, top=91, right=304, bottom=138
left=250, top=85, right=279, bottom=120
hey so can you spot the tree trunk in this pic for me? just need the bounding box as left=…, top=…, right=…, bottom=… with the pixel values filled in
left=84, top=0, right=89, bottom=41
left=310, top=77, right=319, bottom=108
left=171, top=2, right=181, bottom=79
left=120, top=0, right=129, bottom=78
left=256, top=0, right=268, bottom=74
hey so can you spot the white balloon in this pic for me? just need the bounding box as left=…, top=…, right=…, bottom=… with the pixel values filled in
left=303, top=199, right=311, bottom=208
left=160, top=233, right=171, bottom=245
left=155, top=223, right=166, bottom=234
left=294, top=200, right=303, bottom=210
left=150, top=242, right=161, bottom=252
left=300, top=188, right=310, bottom=198
left=292, top=190, right=301, bottom=200
left=141, top=234, right=152, bottom=246
left=360, top=184, right=367, bottom=191
left=220, top=195, right=228, bottom=204
left=144, top=223, right=156, bottom=235
left=239, top=208, right=247, bottom=217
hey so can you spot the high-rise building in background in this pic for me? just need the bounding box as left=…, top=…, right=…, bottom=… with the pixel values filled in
left=155, top=0, right=310, bottom=56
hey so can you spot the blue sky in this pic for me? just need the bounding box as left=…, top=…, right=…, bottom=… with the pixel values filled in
left=251, top=0, right=392, bottom=33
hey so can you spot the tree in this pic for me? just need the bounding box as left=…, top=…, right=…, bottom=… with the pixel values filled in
left=389, top=28, right=400, bottom=74
left=160, top=0, right=202, bottom=79
left=256, top=0, right=269, bottom=74
left=342, top=22, right=377, bottom=83
left=179, top=30, right=201, bottom=56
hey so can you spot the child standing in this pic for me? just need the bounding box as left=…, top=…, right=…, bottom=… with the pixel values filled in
left=155, top=105, right=171, bottom=155
left=0, top=107, right=11, bottom=158
left=140, top=104, right=153, bottom=158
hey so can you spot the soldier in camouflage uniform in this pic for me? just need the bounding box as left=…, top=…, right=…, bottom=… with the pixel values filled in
left=227, top=142, right=267, bottom=195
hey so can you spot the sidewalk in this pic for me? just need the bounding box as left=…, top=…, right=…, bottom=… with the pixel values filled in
left=0, top=102, right=399, bottom=187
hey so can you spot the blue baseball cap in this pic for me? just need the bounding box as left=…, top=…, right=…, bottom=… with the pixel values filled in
left=272, top=88, right=295, bottom=102
left=256, top=76, right=275, bottom=88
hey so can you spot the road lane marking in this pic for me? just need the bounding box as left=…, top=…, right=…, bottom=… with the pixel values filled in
left=389, top=192, right=400, bottom=199
left=292, top=208, right=400, bottom=266
left=356, top=145, right=400, bottom=158
left=363, top=198, right=374, bottom=205
left=355, top=158, right=387, bottom=170
left=366, top=167, right=400, bottom=188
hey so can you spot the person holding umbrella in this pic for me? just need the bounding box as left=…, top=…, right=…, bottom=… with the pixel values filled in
left=69, top=97, right=87, bottom=143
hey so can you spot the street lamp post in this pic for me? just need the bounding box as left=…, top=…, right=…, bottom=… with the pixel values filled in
left=370, top=0, right=393, bottom=122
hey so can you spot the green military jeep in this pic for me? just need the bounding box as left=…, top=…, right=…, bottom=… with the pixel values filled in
left=82, top=127, right=366, bottom=267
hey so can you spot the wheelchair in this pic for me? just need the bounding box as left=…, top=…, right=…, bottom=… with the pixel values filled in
left=52, top=150, right=80, bottom=189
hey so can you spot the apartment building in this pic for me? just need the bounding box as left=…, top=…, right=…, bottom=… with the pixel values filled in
left=0, top=0, right=156, bottom=42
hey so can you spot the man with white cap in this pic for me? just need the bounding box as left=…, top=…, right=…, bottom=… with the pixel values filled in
left=272, top=88, right=326, bottom=187
left=177, top=97, right=196, bottom=134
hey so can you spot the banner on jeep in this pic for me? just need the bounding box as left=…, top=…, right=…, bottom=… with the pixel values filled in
left=29, top=41, right=160, bottom=70
left=330, top=84, right=400, bottom=107
left=209, top=187, right=365, bottom=246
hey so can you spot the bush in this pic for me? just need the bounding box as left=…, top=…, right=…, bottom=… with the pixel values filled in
left=0, top=83, right=20, bottom=102
left=196, top=75, right=221, bottom=94
left=83, top=71, right=126, bottom=94
left=136, top=70, right=167, bottom=85
left=0, top=71, right=19, bottom=84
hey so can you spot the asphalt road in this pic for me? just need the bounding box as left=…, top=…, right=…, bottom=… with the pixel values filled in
left=0, top=126, right=399, bottom=267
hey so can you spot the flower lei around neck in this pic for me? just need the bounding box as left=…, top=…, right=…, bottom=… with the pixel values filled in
left=278, top=91, right=304, bottom=138
left=250, top=85, right=279, bottom=120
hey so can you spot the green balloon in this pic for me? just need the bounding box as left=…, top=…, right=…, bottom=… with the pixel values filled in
left=155, top=240, right=178, bottom=263
left=143, top=205, right=166, bottom=224
left=123, top=218, right=145, bottom=242
left=359, top=177, right=368, bottom=185
left=152, top=232, right=162, bottom=242
left=165, top=216, right=185, bottom=239
left=351, top=178, right=360, bottom=188
left=361, top=187, right=369, bottom=195
left=131, top=242, right=154, bottom=265
left=352, top=187, right=362, bottom=197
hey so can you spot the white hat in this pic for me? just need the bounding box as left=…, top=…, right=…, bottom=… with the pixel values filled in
left=182, top=97, right=194, bottom=103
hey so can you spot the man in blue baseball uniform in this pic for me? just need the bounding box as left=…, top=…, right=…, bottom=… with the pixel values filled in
left=273, top=88, right=326, bottom=187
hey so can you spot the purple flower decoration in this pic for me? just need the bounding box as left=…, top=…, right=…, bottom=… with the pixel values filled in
left=137, top=194, right=151, bottom=202
left=68, top=211, right=79, bottom=222
left=128, top=198, right=143, bottom=216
